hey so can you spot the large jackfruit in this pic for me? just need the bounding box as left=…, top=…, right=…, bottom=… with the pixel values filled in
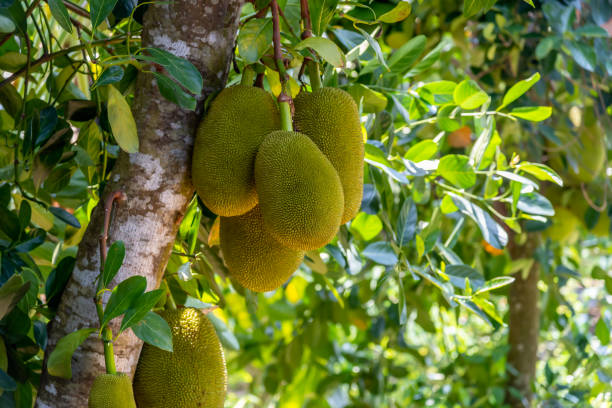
left=192, top=85, right=280, bottom=216
left=294, top=87, right=364, bottom=224
left=255, top=131, right=344, bottom=250
left=133, top=308, right=226, bottom=408
left=220, top=206, right=304, bottom=292
left=88, top=373, right=136, bottom=408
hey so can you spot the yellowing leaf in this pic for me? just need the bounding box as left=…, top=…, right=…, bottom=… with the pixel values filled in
left=107, top=86, right=139, bottom=153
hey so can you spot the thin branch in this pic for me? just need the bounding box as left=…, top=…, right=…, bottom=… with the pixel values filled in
left=0, top=36, right=125, bottom=89
left=99, top=191, right=127, bottom=266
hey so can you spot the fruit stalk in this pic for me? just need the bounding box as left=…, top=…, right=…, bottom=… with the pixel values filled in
left=240, top=65, right=256, bottom=86
left=271, top=0, right=293, bottom=131
left=96, top=191, right=126, bottom=375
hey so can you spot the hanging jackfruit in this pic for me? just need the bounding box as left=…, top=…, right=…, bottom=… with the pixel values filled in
left=192, top=85, right=280, bottom=216
left=133, top=308, right=226, bottom=408
left=255, top=131, right=344, bottom=250
left=220, top=206, right=304, bottom=292
left=294, top=87, right=364, bottom=224
left=88, top=373, right=136, bottom=408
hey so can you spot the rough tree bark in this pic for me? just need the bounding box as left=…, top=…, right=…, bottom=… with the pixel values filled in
left=506, top=236, right=540, bottom=408
left=36, top=1, right=244, bottom=406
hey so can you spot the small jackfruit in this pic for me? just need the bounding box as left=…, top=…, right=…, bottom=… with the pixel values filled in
left=255, top=131, right=344, bottom=250
left=220, top=206, right=304, bottom=292
left=192, top=85, right=280, bottom=216
left=294, top=87, right=364, bottom=224
left=88, top=373, right=136, bottom=408
left=133, top=308, right=226, bottom=408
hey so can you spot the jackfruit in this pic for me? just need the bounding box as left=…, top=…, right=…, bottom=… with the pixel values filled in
left=88, top=373, right=136, bottom=408
left=133, top=308, right=226, bottom=408
left=294, top=87, right=364, bottom=224
left=220, top=206, right=304, bottom=292
left=192, top=85, right=280, bottom=216
left=255, top=131, right=344, bottom=250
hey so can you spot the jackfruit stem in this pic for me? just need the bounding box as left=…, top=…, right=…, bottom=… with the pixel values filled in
left=306, top=60, right=322, bottom=91
left=271, top=0, right=289, bottom=95
left=166, top=291, right=178, bottom=310
left=279, top=100, right=293, bottom=132
left=241, top=66, right=256, bottom=86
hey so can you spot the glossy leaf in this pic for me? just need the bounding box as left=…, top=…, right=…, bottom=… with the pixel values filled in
left=131, top=311, right=173, bottom=352
left=90, top=0, right=119, bottom=28
left=510, top=106, right=552, bottom=122
left=47, top=328, right=96, bottom=379
left=107, top=85, right=139, bottom=153
left=103, top=240, right=125, bottom=288
left=295, top=36, right=345, bottom=67
left=454, top=79, right=489, bottom=109
left=48, top=0, right=73, bottom=33
left=101, top=276, right=147, bottom=328
left=438, top=155, right=476, bottom=189
left=497, top=73, right=540, bottom=111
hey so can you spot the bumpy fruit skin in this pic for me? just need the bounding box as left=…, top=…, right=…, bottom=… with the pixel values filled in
left=192, top=85, right=280, bottom=216
left=220, top=206, right=304, bottom=292
left=255, top=131, right=344, bottom=250
left=88, top=373, right=136, bottom=408
left=294, top=87, right=364, bottom=224
left=133, top=308, right=226, bottom=408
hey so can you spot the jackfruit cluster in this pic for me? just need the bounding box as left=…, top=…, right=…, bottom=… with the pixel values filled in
left=88, top=373, right=136, bottom=408
left=192, top=85, right=364, bottom=292
left=133, top=308, right=226, bottom=408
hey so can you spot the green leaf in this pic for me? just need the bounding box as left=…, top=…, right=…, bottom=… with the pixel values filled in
left=92, top=66, right=124, bottom=89
left=101, top=276, right=147, bottom=328
left=356, top=26, right=388, bottom=70
left=522, top=0, right=534, bottom=6
left=516, top=192, right=554, bottom=216
left=295, top=37, right=345, bottom=67
left=48, top=0, right=73, bottom=33
left=0, top=15, right=16, bottom=33
left=363, top=242, right=398, bottom=266
left=445, top=264, right=484, bottom=290
left=438, top=155, right=476, bottom=189
left=49, top=206, right=81, bottom=228
left=575, top=24, right=609, bottom=38
left=396, top=198, right=417, bottom=247
left=143, top=48, right=203, bottom=94
left=107, top=85, right=139, bottom=153
left=208, top=313, right=240, bottom=351
left=237, top=18, right=272, bottom=64
left=404, top=140, right=438, bottom=162
left=406, top=37, right=449, bottom=77
left=377, top=1, right=411, bottom=23
left=0, top=369, right=16, bottom=391
left=350, top=212, right=382, bottom=241
left=518, top=163, right=562, bottom=186
left=509, top=106, right=552, bottom=122
left=154, top=73, right=197, bottom=110
left=103, top=241, right=125, bottom=288
left=440, top=195, right=459, bottom=214
left=388, top=35, right=426, bottom=74
left=89, top=0, right=119, bottom=28
left=453, top=79, right=489, bottom=109
left=565, top=41, right=597, bottom=72
left=475, top=277, right=515, bottom=294
left=119, top=289, right=165, bottom=333
left=497, top=73, right=540, bottom=111
left=595, top=317, right=610, bottom=345
left=495, top=171, right=538, bottom=188
left=131, top=311, right=173, bottom=352
left=309, top=0, right=338, bottom=35
left=364, top=144, right=409, bottom=184
left=463, top=0, right=496, bottom=18
left=347, top=84, right=387, bottom=113
left=47, top=328, right=96, bottom=379
left=448, top=193, right=508, bottom=249
left=0, top=275, right=31, bottom=320
left=535, top=37, right=555, bottom=59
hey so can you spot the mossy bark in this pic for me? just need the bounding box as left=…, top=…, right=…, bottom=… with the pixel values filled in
left=35, top=1, right=244, bottom=406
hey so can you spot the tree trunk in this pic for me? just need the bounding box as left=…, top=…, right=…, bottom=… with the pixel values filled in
left=35, top=1, right=244, bottom=406
left=506, top=236, right=540, bottom=407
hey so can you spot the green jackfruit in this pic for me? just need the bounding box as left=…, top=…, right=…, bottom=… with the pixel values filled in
left=220, top=206, right=304, bottom=292
left=88, top=373, right=136, bottom=408
left=294, top=87, right=364, bottom=224
left=192, top=85, right=280, bottom=216
left=133, top=308, right=226, bottom=408
left=255, top=131, right=344, bottom=250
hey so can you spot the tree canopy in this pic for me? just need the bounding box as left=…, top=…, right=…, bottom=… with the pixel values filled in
left=0, top=0, right=610, bottom=407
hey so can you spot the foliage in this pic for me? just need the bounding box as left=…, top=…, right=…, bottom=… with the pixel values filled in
left=0, top=0, right=610, bottom=407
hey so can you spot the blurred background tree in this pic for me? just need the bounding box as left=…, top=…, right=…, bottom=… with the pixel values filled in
left=0, top=0, right=610, bottom=407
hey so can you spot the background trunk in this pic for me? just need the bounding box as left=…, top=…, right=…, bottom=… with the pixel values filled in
left=506, top=236, right=540, bottom=407
left=35, top=1, right=244, bottom=406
